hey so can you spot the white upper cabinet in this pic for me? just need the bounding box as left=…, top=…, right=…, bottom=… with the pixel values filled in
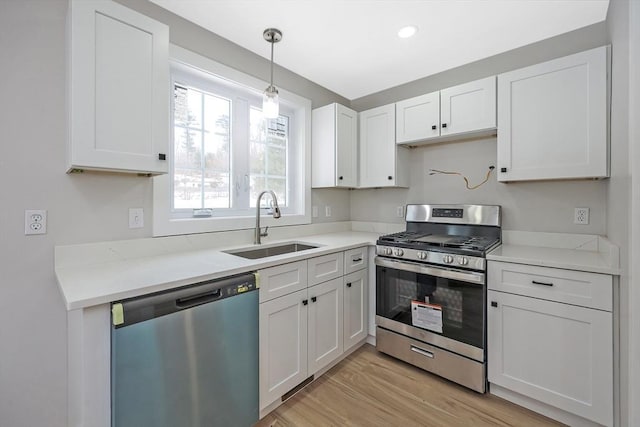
left=497, top=46, right=609, bottom=182
left=440, top=77, right=496, bottom=137
left=395, top=91, right=440, bottom=143
left=396, top=76, right=496, bottom=145
left=312, top=103, right=358, bottom=188
left=359, top=104, right=409, bottom=188
left=68, top=0, right=170, bottom=175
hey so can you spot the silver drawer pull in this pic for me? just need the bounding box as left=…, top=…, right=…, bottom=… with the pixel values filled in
left=532, top=280, right=554, bottom=287
left=410, top=345, right=434, bottom=358
left=352, top=258, right=362, bottom=262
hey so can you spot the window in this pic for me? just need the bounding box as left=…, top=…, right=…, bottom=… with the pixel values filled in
left=153, top=46, right=311, bottom=236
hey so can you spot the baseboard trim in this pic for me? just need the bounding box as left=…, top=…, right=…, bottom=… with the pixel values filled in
left=490, top=384, right=605, bottom=427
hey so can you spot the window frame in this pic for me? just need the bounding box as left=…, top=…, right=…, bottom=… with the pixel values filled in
left=153, top=45, right=311, bottom=237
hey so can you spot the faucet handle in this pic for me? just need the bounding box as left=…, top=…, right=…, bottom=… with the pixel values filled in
left=260, top=226, right=269, bottom=238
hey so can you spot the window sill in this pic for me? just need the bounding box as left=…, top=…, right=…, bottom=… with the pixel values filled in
left=152, top=212, right=311, bottom=237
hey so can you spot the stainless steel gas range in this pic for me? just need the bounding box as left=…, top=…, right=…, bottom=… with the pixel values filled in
left=375, top=204, right=501, bottom=393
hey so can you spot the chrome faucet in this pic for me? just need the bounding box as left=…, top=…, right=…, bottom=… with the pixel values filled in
left=255, top=190, right=281, bottom=244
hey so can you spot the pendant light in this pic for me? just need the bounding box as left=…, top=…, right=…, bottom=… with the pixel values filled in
left=262, top=28, right=282, bottom=119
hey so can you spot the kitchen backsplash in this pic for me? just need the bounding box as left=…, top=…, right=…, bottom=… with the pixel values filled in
left=350, top=137, right=607, bottom=234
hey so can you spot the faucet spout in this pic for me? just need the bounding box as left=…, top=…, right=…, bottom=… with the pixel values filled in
left=255, top=190, right=281, bottom=244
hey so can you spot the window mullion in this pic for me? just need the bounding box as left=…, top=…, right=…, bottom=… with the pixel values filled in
left=233, top=97, right=251, bottom=210
left=200, top=92, right=206, bottom=209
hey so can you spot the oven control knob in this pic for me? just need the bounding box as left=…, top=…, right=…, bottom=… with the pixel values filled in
left=443, top=255, right=454, bottom=264
left=393, top=249, right=404, bottom=256
left=417, top=251, right=427, bottom=260
left=383, top=247, right=393, bottom=256
left=458, top=256, right=469, bottom=266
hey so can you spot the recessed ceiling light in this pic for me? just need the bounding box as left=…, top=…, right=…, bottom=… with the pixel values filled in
left=398, top=25, right=418, bottom=39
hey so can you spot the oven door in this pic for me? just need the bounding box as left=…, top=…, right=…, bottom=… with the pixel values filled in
left=375, top=256, right=486, bottom=362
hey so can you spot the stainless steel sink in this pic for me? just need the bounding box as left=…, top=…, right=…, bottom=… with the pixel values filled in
left=224, top=242, right=319, bottom=259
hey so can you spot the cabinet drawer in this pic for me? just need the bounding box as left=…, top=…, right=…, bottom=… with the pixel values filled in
left=308, top=252, right=343, bottom=286
left=258, top=260, right=308, bottom=303
left=488, top=261, right=612, bottom=311
left=343, top=247, right=368, bottom=274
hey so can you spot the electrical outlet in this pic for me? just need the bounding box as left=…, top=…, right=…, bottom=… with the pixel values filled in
left=25, top=209, right=47, bottom=235
left=129, top=208, right=144, bottom=229
left=312, top=206, right=318, bottom=218
left=396, top=206, right=404, bottom=218
left=574, top=207, right=589, bottom=225
left=325, top=206, right=332, bottom=217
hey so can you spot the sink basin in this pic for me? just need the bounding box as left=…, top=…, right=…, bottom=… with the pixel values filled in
left=224, top=242, right=319, bottom=259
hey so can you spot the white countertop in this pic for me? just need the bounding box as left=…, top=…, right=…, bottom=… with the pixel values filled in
left=487, top=231, right=620, bottom=275
left=55, top=231, right=379, bottom=310
left=55, top=225, right=621, bottom=310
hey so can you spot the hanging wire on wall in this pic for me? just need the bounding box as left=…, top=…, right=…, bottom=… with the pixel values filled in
left=428, top=166, right=495, bottom=190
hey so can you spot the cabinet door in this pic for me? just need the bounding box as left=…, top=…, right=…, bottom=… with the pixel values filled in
left=335, top=104, right=358, bottom=187
left=311, top=103, right=357, bottom=188
left=259, top=289, right=308, bottom=410
left=395, top=92, right=440, bottom=143
left=307, top=278, right=344, bottom=374
left=440, top=76, right=496, bottom=137
left=497, top=46, right=608, bottom=181
left=359, top=104, right=397, bottom=187
left=343, top=269, right=368, bottom=351
left=69, top=0, right=169, bottom=174
left=487, top=290, right=613, bottom=426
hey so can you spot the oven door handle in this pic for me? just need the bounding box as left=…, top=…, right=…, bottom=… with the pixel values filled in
left=375, top=257, right=485, bottom=285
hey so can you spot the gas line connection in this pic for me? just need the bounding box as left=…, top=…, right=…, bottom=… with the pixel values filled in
left=428, top=166, right=495, bottom=190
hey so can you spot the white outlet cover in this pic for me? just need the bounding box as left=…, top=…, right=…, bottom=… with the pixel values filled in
left=325, top=206, right=332, bottom=217
left=574, top=207, right=590, bottom=225
left=129, top=208, right=144, bottom=229
left=25, top=209, right=47, bottom=235
left=312, top=206, right=318, bottom=218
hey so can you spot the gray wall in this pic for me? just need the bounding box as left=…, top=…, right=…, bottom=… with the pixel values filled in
left=349, top=23, right=610, bottom=234
left=0, top=1, right=348, bottom=426
left=351, top=138, right=608, bottom=234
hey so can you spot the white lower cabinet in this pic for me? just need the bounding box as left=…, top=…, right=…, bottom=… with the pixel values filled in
left=343, top=269, right=368, bottom=351
left=488, top=261, right=613, bottom=426
left=308, top=278, right=344, bottom=374
left=259, top=289, right=308, bottom=410
left=259, top=248, right=369, bottom=414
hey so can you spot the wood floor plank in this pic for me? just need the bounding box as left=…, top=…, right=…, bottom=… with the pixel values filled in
left=256, top=344, right=565, bottom=427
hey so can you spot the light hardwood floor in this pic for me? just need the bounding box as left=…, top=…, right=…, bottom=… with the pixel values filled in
left=257, top=344, right=565, bottom=427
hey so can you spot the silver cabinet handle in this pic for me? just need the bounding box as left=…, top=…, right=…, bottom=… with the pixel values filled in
left=352, top=258, right=362, bottom=262
left=410, top=345, right=434, bottom=359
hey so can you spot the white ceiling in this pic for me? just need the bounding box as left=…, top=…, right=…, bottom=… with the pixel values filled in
left=149, top=0, right=609, bottom=100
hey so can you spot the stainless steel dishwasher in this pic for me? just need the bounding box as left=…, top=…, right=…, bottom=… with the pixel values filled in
left=111, top=272, right=258, bottom=427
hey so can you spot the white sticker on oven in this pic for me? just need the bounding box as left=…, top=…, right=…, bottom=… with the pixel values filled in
left=411, top=301, right=443, bottom=333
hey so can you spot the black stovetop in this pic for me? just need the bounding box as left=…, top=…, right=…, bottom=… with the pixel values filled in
left=378, top=231, right=499, bottom=254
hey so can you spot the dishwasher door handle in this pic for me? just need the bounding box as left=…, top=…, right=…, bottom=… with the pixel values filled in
left=176, top=288, right=222, bottom=309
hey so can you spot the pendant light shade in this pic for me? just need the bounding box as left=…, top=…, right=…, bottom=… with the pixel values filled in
left=263, top=85, right=279, bottom=118
left=263, top=28, right=282, bottom=119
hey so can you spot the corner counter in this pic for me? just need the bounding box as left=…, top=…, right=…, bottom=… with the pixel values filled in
left=487, top=230, right=620, bottom=275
